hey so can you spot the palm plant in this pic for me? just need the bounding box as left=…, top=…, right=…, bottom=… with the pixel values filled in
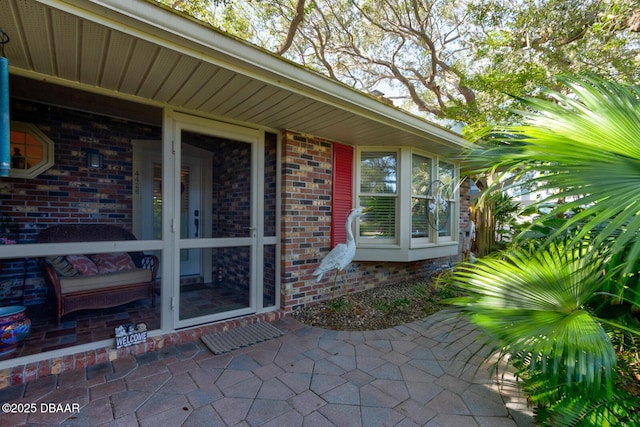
left=448, top=75, right=640, bottom=425
left=449, top=244, right=638, bottom=425
left=469, top=75, right=640, bottom=278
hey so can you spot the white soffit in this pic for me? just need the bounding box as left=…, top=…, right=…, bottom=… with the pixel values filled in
left=1, top=0, right=469, bottom=154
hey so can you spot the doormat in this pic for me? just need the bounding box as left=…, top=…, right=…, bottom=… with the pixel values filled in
left=201, top=322, right=283, bottom=355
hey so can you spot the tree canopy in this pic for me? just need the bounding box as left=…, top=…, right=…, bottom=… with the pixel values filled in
left=161, top=0, right=640, bottom=130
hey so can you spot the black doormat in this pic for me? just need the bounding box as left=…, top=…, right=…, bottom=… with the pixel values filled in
left=201, top=322, right=283, bottom=354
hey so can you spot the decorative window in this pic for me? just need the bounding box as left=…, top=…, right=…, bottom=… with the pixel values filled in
left=9, top=121, right=54, bottom=179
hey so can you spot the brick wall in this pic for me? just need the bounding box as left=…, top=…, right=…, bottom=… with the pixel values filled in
left=280, top=130, right=470, bottom=312
left=263, top=133, right=278, bottom=306
left=6, top=100, right=160, bottom=233
left=1, top=99, right=470, bottom=310
left=458, top=176, right=472, bottom=254
left=0, top=99, right=160, bottom=306
left=280, top=131, right=333, bottom=311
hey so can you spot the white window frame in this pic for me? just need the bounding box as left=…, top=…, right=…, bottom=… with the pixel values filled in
left=410, top=152, right=433, bottom=245
left=356, top=148, right=400, bottom=246
left=354, top=147, right=459, bottom=262
left=433, top=159, right=457, bottom=243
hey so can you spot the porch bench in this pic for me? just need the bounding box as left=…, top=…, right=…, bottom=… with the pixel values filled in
left=37, top=224, right=159, bottom=325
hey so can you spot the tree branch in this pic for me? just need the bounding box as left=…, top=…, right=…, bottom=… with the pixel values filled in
left=277, top=0, right=306, bottom=55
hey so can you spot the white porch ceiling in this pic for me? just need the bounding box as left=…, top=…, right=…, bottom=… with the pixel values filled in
left=0, top=0, right=468, bottom=154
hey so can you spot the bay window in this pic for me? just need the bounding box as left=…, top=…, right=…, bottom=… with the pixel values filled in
left=353, top=147, right=459, bottom=262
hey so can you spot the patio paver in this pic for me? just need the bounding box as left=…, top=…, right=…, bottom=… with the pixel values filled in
left=0, top=311, right=533, bottom=426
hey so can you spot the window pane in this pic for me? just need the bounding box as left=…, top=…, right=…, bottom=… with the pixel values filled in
left=439, top=162, right=455, bottom=199
left=438, top=201, right=453, bottom=237
left=359, top=196, right=396, bottom=239
left=412, top=154, right=431, bottom=196
left=437, top=161, right=455, bottom=237
left=263, top=244, right=277, bottom=308
left=360, top=152, right=397, bottom=194
left=179, top=247, right=250, bottom=320
left=153, top=163, right=162, bottom=239
left=411, top=197, right=430, bottom=238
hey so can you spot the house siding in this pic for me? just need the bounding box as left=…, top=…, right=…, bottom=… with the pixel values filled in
left=0, top=98, right=468, bottom=387
left=280, top=130, right=470, bottom=312
left=458, top=176, right=473, bottom=252
left=0, top=99, right=160, bottom=307
left=280, top=131, right=334, bottom=310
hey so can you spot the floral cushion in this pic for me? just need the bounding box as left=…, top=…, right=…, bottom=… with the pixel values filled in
left=90, top=252, right=136, bottom=274
left=65, top=255, right=99, bottom=275
left=46, top=255, right=79, bottom=277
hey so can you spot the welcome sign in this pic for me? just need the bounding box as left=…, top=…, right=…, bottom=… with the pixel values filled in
left=115, top=323, right=147, bottom=349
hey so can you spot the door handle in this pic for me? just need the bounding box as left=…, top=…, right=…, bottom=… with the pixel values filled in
left=194, top=210, right=199, bottom=237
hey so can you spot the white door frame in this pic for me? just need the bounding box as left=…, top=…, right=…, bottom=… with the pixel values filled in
left=167, top=111, right=262, bottom=330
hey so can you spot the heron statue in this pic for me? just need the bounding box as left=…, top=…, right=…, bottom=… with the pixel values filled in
left=312, top=207, right=369, bottom=300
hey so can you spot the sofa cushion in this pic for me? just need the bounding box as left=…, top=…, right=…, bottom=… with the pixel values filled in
left=66, top=255, right=99, bottom=275
left=59, top=268, right=152, bottom=294
left=91, top=252, right=136, bottom=274
left=46, top=255, right=79, bottom=277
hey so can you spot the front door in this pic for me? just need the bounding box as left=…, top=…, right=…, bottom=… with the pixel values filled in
left=179, top=147, right=208, bottom=277
left=132, top=141, right=206, bottom=278
left=174, top=117, right=260, bottom=328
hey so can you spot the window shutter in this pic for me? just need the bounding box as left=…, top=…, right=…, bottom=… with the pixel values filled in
left=332, top=143, right=354, bottom=247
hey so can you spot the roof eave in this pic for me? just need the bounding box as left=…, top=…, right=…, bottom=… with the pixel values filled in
left=34, top=0, right=468, bottom=152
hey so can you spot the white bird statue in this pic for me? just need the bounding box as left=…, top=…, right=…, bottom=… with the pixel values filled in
left=312, top=207, right=368, bottom=300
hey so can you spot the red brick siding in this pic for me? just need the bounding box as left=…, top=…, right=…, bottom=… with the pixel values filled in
left=280, top=130, right=470, bottom=312
left=458, top=176, right=472, bottom=253
left=0, top=100, right=160, bottom=306
left=0, top=310, right=286, bottom=388
left=5, top=100, right=159, bottom=232
left=280, top=130, right=334, bottom=311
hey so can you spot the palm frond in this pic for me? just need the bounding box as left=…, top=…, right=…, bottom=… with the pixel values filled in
left=534, top=389, right=640, bottom=427
left=447, top=245, right=617, bottom=394
left=466, top=75, right=640, bottom=273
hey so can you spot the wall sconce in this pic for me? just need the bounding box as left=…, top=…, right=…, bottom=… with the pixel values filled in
left=85, top=148, right=103, bottom=169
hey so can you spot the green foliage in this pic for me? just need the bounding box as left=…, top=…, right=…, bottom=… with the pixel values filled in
left=447, top=241, right=640, bottom=425
left=412, top=282, right=429, bottom=300
left=488, top=190, right=520, bottom=241
left=160, top=0, right=639, bottom=126
left=326, top=297, right=353, bottom=312
left=470, top=75, right=640, bottom=278
left=372, top=301, right=391, bottom=313
left=452, top=75, right=640, bottom=425
left=464, top=0, right=639, bottom=125
left=374, top=297, right=411, bottom=313
left=392, top=297, right=410, bottom=308
left=449, top=245, right=617, bottom=394
left=374, top=298, right=411, bottom=313
left=533, top=388, right=639, bottom=427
